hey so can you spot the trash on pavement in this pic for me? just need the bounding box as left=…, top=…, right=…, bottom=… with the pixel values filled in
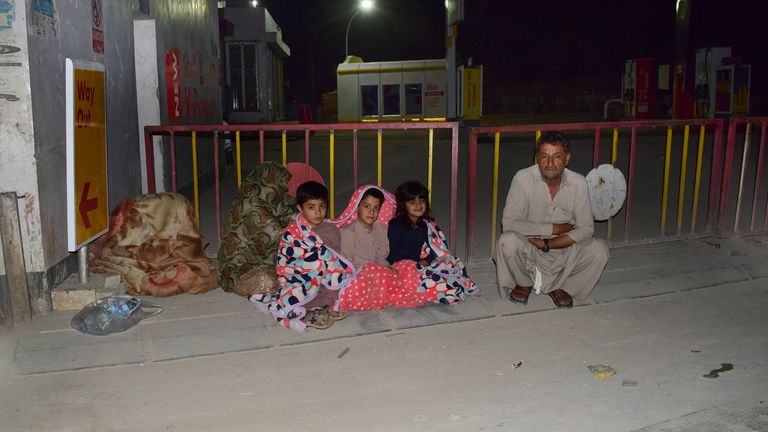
left=71, top=294, right=162, bottom=336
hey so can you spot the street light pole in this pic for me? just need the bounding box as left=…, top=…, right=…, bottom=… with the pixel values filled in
left=345, top=9, right=361, bottom=59
left=344, top=0, right=373, bottom=59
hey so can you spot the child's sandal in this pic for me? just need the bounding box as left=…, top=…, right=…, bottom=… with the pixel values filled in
left=304, top=308, right=334, bottom=330
left=328, top=309, right=349, bottom=321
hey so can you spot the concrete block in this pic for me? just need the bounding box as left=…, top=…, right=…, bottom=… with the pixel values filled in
left=51, top=289, right=97, bottom=311
left=103, top=274, right=122, bottom=288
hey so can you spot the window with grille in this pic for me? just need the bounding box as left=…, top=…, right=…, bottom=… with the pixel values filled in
left=226, top=42, right=260, bottom=111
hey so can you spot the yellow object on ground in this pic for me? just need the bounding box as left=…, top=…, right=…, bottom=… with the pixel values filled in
left=587, top=364, right=616, bottom=378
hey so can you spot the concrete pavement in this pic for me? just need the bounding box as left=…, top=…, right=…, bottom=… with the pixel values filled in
left=1, top=235, right=767, bottom=431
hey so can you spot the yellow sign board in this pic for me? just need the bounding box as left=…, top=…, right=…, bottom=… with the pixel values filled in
left=66, top=59, right=109, bottom=251
left=462, top=66, right=482, bottom=120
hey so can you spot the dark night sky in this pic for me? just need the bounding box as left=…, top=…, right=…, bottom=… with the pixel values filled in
left=260, top=0, right=765, bottom=113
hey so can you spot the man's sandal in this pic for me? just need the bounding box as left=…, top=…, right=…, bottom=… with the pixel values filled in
left=508, top=285, right=533, bottom=305
left=548, top=289, right=573, bottom=308
left=304, top=308, right=335, bottom=329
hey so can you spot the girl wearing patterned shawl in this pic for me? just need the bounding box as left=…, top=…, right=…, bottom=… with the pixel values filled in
left=251, top=184, right=477, bottom=331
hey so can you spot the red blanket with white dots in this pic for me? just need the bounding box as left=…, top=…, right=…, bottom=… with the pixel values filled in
left=252, top=185, right=477, bottom=331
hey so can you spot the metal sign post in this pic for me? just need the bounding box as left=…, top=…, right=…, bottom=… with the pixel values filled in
left=66, top=59, right=109, bottom=281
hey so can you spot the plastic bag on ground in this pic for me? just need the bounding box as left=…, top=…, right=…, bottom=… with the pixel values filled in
left=71, top=294, right=162, bottom=336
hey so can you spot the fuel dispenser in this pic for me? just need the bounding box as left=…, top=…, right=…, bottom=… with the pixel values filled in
left=694, top=47, right=751, bottom=118
left=622, top=58, right=655, bottom=119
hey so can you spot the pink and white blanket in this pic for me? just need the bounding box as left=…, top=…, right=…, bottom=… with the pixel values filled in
left=251, top=185, right=477, bottom=331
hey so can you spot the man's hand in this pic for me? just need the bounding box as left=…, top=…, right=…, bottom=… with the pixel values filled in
left=528, top=234, right=575, bottom=251
left=527, top=237, right=545, bottom=250
left=553, top=223, right=575, bottom=236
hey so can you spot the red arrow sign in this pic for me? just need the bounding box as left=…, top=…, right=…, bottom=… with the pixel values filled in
left=79, top=181, right=99, bottom=228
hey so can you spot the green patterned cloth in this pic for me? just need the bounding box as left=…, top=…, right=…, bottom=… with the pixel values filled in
left=218, top=162, right=297, bottom=296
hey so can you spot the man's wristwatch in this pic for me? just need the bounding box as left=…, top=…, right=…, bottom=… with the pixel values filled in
left=542, top=239, right=550, bottom=253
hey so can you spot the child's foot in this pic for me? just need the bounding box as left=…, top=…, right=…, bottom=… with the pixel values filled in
left=304, top=308, right=334, bottom=329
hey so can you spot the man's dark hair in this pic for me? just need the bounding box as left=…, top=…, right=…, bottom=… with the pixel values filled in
left=360, top=187, right=384, bottom=205
left=394, top=181, right=433, bottom=225
left=296, top=181, right=328, bottom=206
left=535, top=131, right=571, bottom=154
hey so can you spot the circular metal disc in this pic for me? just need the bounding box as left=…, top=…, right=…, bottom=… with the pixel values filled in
left=586, top=164, right=627, bottom=221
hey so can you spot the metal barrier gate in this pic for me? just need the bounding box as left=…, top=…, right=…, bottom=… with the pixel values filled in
left=718, top=117, right=768, bottom=236
left=143, top=122, right=460, bottom=252
left=465, top=119, right=726, bottom=262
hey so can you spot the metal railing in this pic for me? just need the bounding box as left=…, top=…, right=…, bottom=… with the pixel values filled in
left=144, top=122, right=461, bottom=251
left=465, top=119, right=726, bottom=261
left=718, top=117, right=768, bottom=236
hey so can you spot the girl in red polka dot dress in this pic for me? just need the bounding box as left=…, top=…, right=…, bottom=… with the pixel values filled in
left=334, top=182, right=477, bottom=311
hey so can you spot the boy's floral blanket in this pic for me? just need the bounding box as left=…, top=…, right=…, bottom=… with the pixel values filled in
left=251, top=186, right=477, bottom=331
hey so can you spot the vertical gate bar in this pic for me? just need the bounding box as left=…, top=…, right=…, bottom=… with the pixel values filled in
left=717, top=119, right=738, bottom=234
left=607, top=128, right=619, bottom=241
left=535, top=130, right=541, bottom=164
left=192, top=131, right=200, bottom=225
left=144, top=128, right=156, bottom=194
left=449, top=124, right=459, bottom=254
left=593, top=128, right=601, bottom=168
left=690, top=125, right=706, bottom=233
left=170, top=132, right=177, bottom=192
left=624, top=127, right=637, bottom=242
left=304, top=129, right=310, bottom=181
left=259, top=129, right=265, bottom=163
left=428, top=128, right=434, bottom=205
left=490, top=132, right=501, bottom=256
left=352, top=129, right=359, bottom=188
left=235, top=131, right=242, bottom=188
left=676, top=125, right=690, bottom=235
left=214, top=131, right=221, bottom=239
left=750, top=122, right=766, bottom=232
left=758, top=122, right=768, bottom=230
left=707, top=121, right=725, bottom=232
left=660, top=127, right=673, bottom=236
left=281, top=130, right=287, bottom=167
left=466, top=128, right=478, bottom=261
left=377, top=129, right=382, bottom=187
left=330, top=130, right=335, bottom=218
left=734, top=123, right=752, bottom=232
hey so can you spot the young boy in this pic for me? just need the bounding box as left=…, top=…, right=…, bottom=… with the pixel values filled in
left=294, top=181, right=346, bottom=328
left=295, top=181, right=341, bottom=251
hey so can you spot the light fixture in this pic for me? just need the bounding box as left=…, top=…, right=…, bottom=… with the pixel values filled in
left=346, top=1, right=375, bottom=58
left=250, top=0, right=258, bottom=7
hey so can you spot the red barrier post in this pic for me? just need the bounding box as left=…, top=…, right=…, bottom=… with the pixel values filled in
left=752, top=120, right=767, bottom=232
left=170, top=132, right=177, bottom=192
left=353, top=129, right=358, bottom=188
left=706, top=121, right=724, bottom=233
left=624, top=127, right=637, bottom=242
left=717, top=119, right=738, bottom=235
left=593, top=128, right=601, bottom=168
left=144, top=128, right=156, bottom=194
left=465, top=128, right=478, bottom=261
left=259, top=130, right=264, bottom=163
left=214, top=131, right=221, bottom=239
left=450, top=125, right=459, bottom=255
